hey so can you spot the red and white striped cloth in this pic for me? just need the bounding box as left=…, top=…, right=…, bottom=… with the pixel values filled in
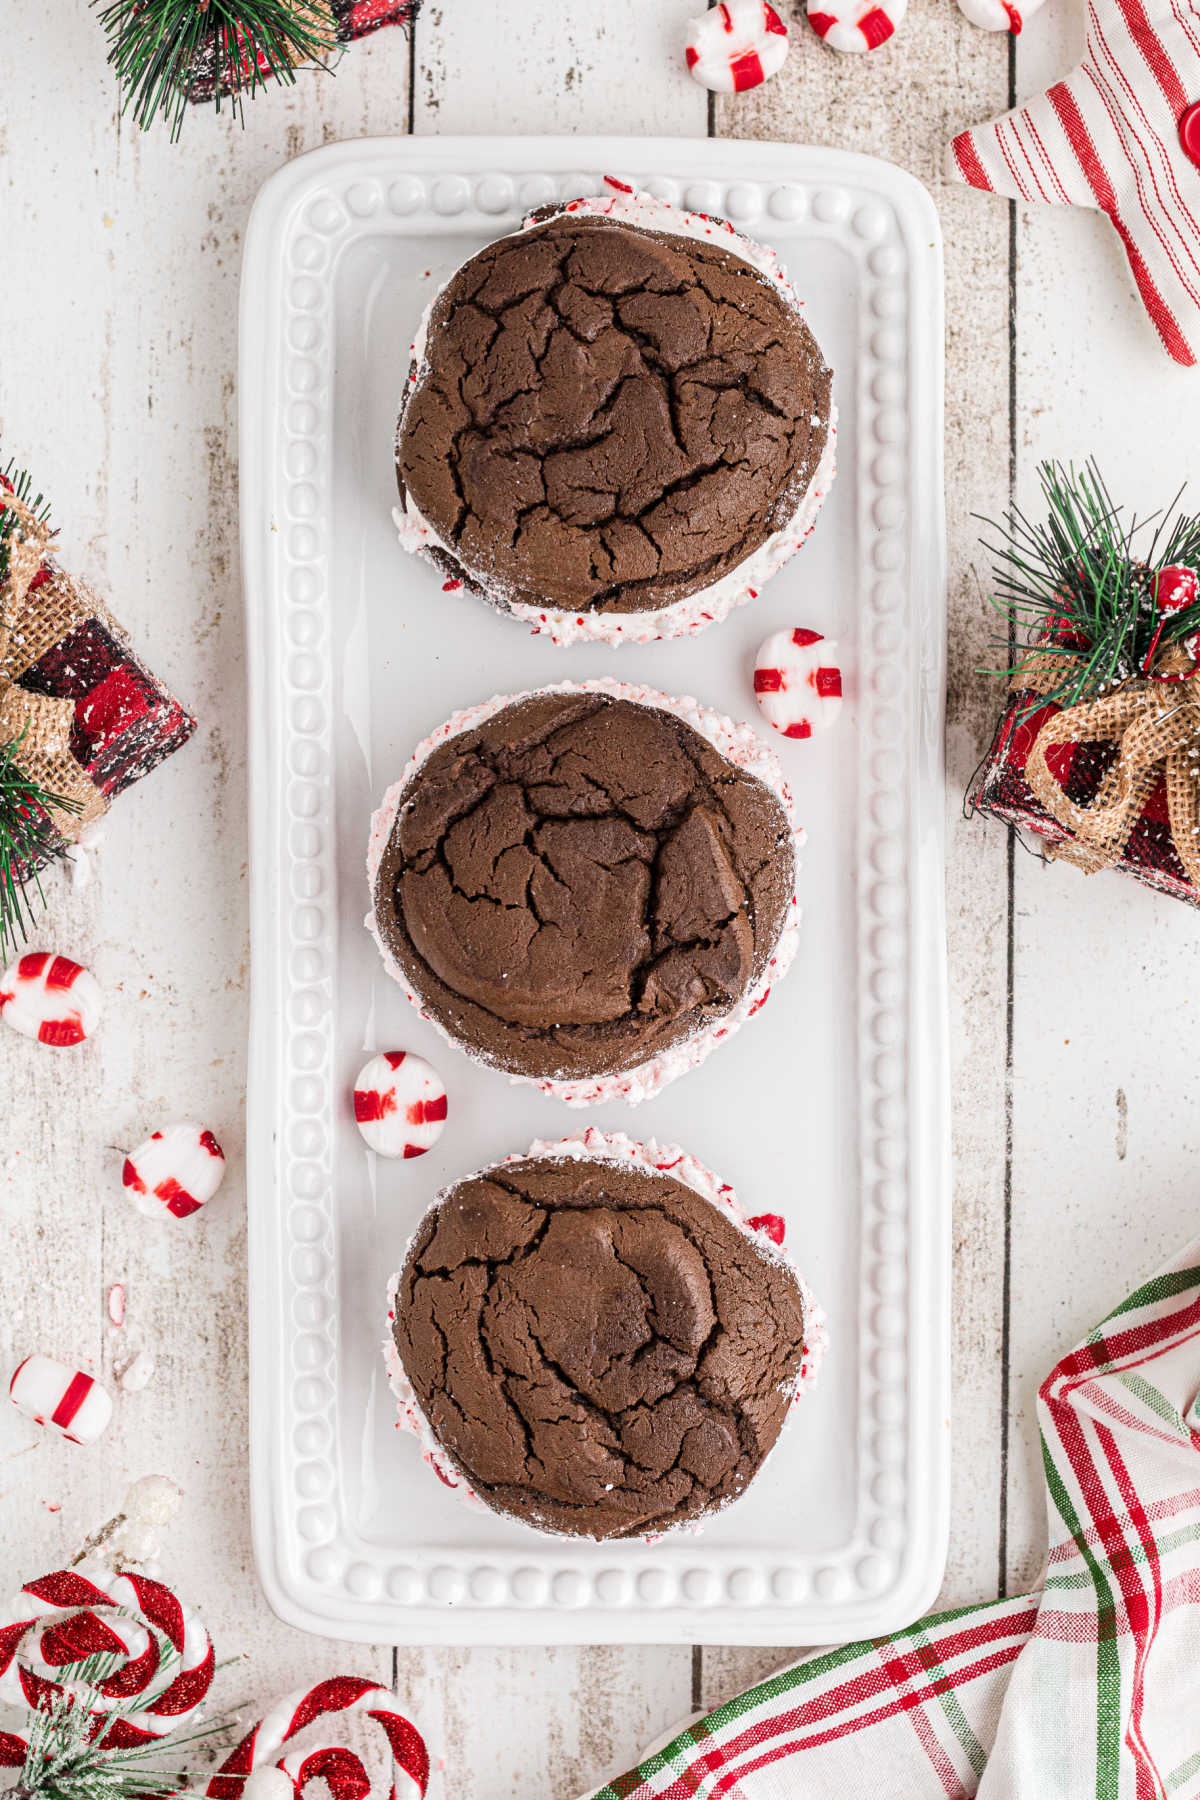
left=949, top=0, right=1200, bottom=365
left=579, top=1238, right=1200, bottom=1799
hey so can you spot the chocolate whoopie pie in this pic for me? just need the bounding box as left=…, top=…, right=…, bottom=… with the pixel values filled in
left=393, top=192, right=834, bottom=645
left=367, top=683, right=799, bottom=1105
left=385, top=1138, right=821, bottom=1539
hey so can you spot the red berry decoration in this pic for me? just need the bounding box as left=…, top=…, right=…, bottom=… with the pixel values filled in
left=747, top=1212, right=787, bottom=1245
left=1153, top=564, right=1199, bottom=613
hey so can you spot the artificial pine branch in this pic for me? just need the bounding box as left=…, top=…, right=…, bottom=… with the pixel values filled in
left=979, top=460, right=1200, bottom=711
left=0, top=464, right=79, bottom=963
left=0, top=734, right=82, bottom=965
left=93, top=0, right=340, bottom=139
left=9, top=1651, right=232, bottom=1800
left=0, top=460, right=51, bottom=585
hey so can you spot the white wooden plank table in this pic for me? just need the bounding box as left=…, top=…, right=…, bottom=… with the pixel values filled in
left=3, top=2, right=1196, bottom=1793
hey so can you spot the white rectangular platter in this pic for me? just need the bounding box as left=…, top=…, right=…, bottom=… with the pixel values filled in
left=241, top=135, right=949, bottom=1646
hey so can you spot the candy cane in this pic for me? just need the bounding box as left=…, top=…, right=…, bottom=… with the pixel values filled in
left=207, top=1677, right=428, bottom=1800
left=0, top=1568, right=214, bottom=1760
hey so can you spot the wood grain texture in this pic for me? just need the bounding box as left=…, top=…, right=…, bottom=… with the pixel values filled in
left=2, top=0, right=1183, bottom=1792
left=705, top=1, right=1016, bottom=1708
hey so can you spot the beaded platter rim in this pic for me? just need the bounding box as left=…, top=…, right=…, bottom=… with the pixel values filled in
left=240, top=135, right=949, bottom=1646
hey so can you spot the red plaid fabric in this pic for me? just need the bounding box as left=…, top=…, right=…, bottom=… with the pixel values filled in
left=2, top=470, right=195, bottom=867
left=580, top=1243, right=1200, bottom=1798
left=19, top=610, right=195, bottom=808
left=970, top=686, right=1198, bottom=906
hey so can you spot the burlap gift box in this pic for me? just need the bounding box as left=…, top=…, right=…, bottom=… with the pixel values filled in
left=970, top=654, right=1200, bottom=906
left=0, top=487, right=195, bottom=872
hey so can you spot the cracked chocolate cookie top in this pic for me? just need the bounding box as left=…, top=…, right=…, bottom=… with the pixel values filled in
left=394, top=209, right=832, bottom=619
left=371, top=688, right=796, bottom=1086
left=390, top=1150, right=811, bottom=1538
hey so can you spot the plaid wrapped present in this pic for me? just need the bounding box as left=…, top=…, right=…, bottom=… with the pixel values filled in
left=0, top=482, right=195, bottom=868
left=580, top=1242, right=1200, bottom=1798
left=971, top=674, right=1200, bottom=907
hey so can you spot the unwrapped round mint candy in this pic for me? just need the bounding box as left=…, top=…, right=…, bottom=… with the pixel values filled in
left=807, top=0, right=906, bottom=51
left=686, top=0, right=789, bottom=91
left=353, top=1051, right=448, bottom=1159
left=122, top=1125, right=226, bottom=1220
left=956, top=0, right=1043, bottom=28
left=9, top=1354, right=112, bottom=1444
left=753, top=628, right=844, bottom=738
left=0, top=951, right=101, bottom=1046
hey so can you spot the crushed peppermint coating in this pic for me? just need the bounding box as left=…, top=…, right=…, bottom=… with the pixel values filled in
left=394, top=189, right=834, bottom=646
left=383, top=1128, right=827, bottom=1540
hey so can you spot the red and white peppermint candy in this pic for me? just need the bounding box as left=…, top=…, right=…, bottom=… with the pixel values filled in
left=0, top=1567, right=213, bottom=1758
left=807, top=0, right=905, bottom=52
left=0, top=952, right=101, bottom=1046
left=353, top=1052, right=447, bottom=1159
left=747, top=1212, right=787, bottom=1245
left=685, top=0, right=789, bottom=90
left=9, top=1356, right=112, bottom=1444
left=122, top=1125, right=226, bottom=1221
left=955, top=0, right=1043, bottom=28
left=753, top=628, right=844, bottom=739
left=207, top=1676, right=429, bottom=1800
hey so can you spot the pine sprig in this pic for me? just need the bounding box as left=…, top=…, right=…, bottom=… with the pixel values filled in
left=979, top=460, right=1200, bottom=711
left=10, top=1650, right=233, bottom=1800
left=1, top=465, right=78, bottom=963
left=93, top=0, right=340, bottom=139
left=0, top=460, right=51, bottom=587
left=0, top=733, right=83, bottom=964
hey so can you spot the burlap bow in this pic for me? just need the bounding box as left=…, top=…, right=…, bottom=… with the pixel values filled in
left=0, top=493, right=105, bottom=833
left=1016, top=641, right=1200, bottom=885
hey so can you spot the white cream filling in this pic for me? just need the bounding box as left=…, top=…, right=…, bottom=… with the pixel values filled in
left=382, top=1128, right=829, bottom=1538
left=393, top=186, right=836, bottom=646
left=365, top=678, right=803, bottom=1107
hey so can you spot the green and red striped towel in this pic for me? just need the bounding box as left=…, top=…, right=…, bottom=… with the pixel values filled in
left=583, top=1242, right=1200, bottom=1798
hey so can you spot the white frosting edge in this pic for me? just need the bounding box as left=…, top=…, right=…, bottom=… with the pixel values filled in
left=381, top=1127, right=829, bottom=1539
left=393, top=186, right=836, bottom=646
left=365, top=678, right=803, bottom=1107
